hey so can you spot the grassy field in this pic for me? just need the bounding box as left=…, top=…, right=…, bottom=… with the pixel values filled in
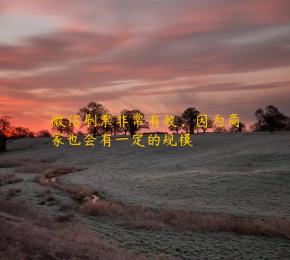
left=0, top=132, right=290, bottom=259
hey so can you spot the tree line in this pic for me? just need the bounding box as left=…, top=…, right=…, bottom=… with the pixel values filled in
left=1, top=103, right=289, bottom=152
left=52, top=103, right=244, bottom=137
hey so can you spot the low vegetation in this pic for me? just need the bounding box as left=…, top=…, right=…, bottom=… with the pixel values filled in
left=0, top=174, right=23, bottom=187
left=0, top=199, right=143, bottom=260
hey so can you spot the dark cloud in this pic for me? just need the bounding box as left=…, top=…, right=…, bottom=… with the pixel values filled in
left=0, top=30, right=128, bottom=70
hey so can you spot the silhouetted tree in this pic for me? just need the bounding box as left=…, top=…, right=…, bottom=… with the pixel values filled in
left=11, top=127, right=34, bottom=138
left=52, top=118, right=73, bottom=135
left=284, top=117, right=290, bottom=131
left=122, top=109, right=148, bottom=136
left=254, top=105, right=288, bottom=133
left=79, top=102, right=108, bottom=137
left=213, top=126, right=228, bottom=133
left=182, top=107, right=200, bottom=134
left=0, top=116, right=11, bottom=152
left=201, top=118, right=213, bottom=133
left=230, top=122, right=246, bottom=132
left=169, top=116, right=183, bottom=134
left=111, top=116, right=123, bottom=135
left=37, top=130, right=51, bottom=138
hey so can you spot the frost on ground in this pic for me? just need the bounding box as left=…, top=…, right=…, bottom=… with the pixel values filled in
left=0, top=132, right=290, bottom=259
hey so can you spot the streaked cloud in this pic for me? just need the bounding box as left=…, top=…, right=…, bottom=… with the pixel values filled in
left=0, top=0, right=289, bottom=130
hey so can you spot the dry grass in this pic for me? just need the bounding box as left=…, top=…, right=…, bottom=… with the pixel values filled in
left=56, top=183, right=92, bottom=201
left=58, top=202, right=75, bottom=212
left=5, top=188, right=22, bottom=200
left=15, top=159, right=83, bottom=176
left=0, top=198, right=53, bottom=226
left=31, top=162, right=92, bottom=201
left=55, top=212, right=75, bottom=223
left=81, top=200, right=290, bottom=240
left=0, top=174, right=23, bottom=186
left=0, top=159, right=23, bottom=168
left=42, top=166, right=83, bottom=178
left=0, top=198, right=144, bottom=260
left=35, top=176, right=92, bottom=201
left=15, top=161, right=48, bottom=173
left=29, top=160, right=290, bottom=240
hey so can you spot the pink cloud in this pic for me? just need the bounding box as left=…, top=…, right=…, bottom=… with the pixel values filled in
left=0, top=0, right=290, bottom=131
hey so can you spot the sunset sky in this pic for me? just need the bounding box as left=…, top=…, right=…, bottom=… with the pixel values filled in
left=0, top=0, right=290, bottom=131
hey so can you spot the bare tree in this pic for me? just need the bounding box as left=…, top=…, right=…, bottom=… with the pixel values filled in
left=254, top=105, right=288, bottom=133
left=11, top=127, right=34, bottom=138
left=111, top=116, right=123, bottom=135
left=52, top=118, right=73, bottom=135
left=213, top=126, right=228, bottom=133
left=182, top=107, right=200, bottom=134
left=169, top=116, right=183, bottom=134
left=79, top=102, right=108, bottom=137
left=201, top=118, right=213, bottom=133
left=37, top=130, right=51, bottom=138
left=230, top=122, right=246, bottom=133
left=0, top=116, right=11, bottom=152
left=121, top=110, right=148, bottom=136
left=285, top=117, right=290, bottom=131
